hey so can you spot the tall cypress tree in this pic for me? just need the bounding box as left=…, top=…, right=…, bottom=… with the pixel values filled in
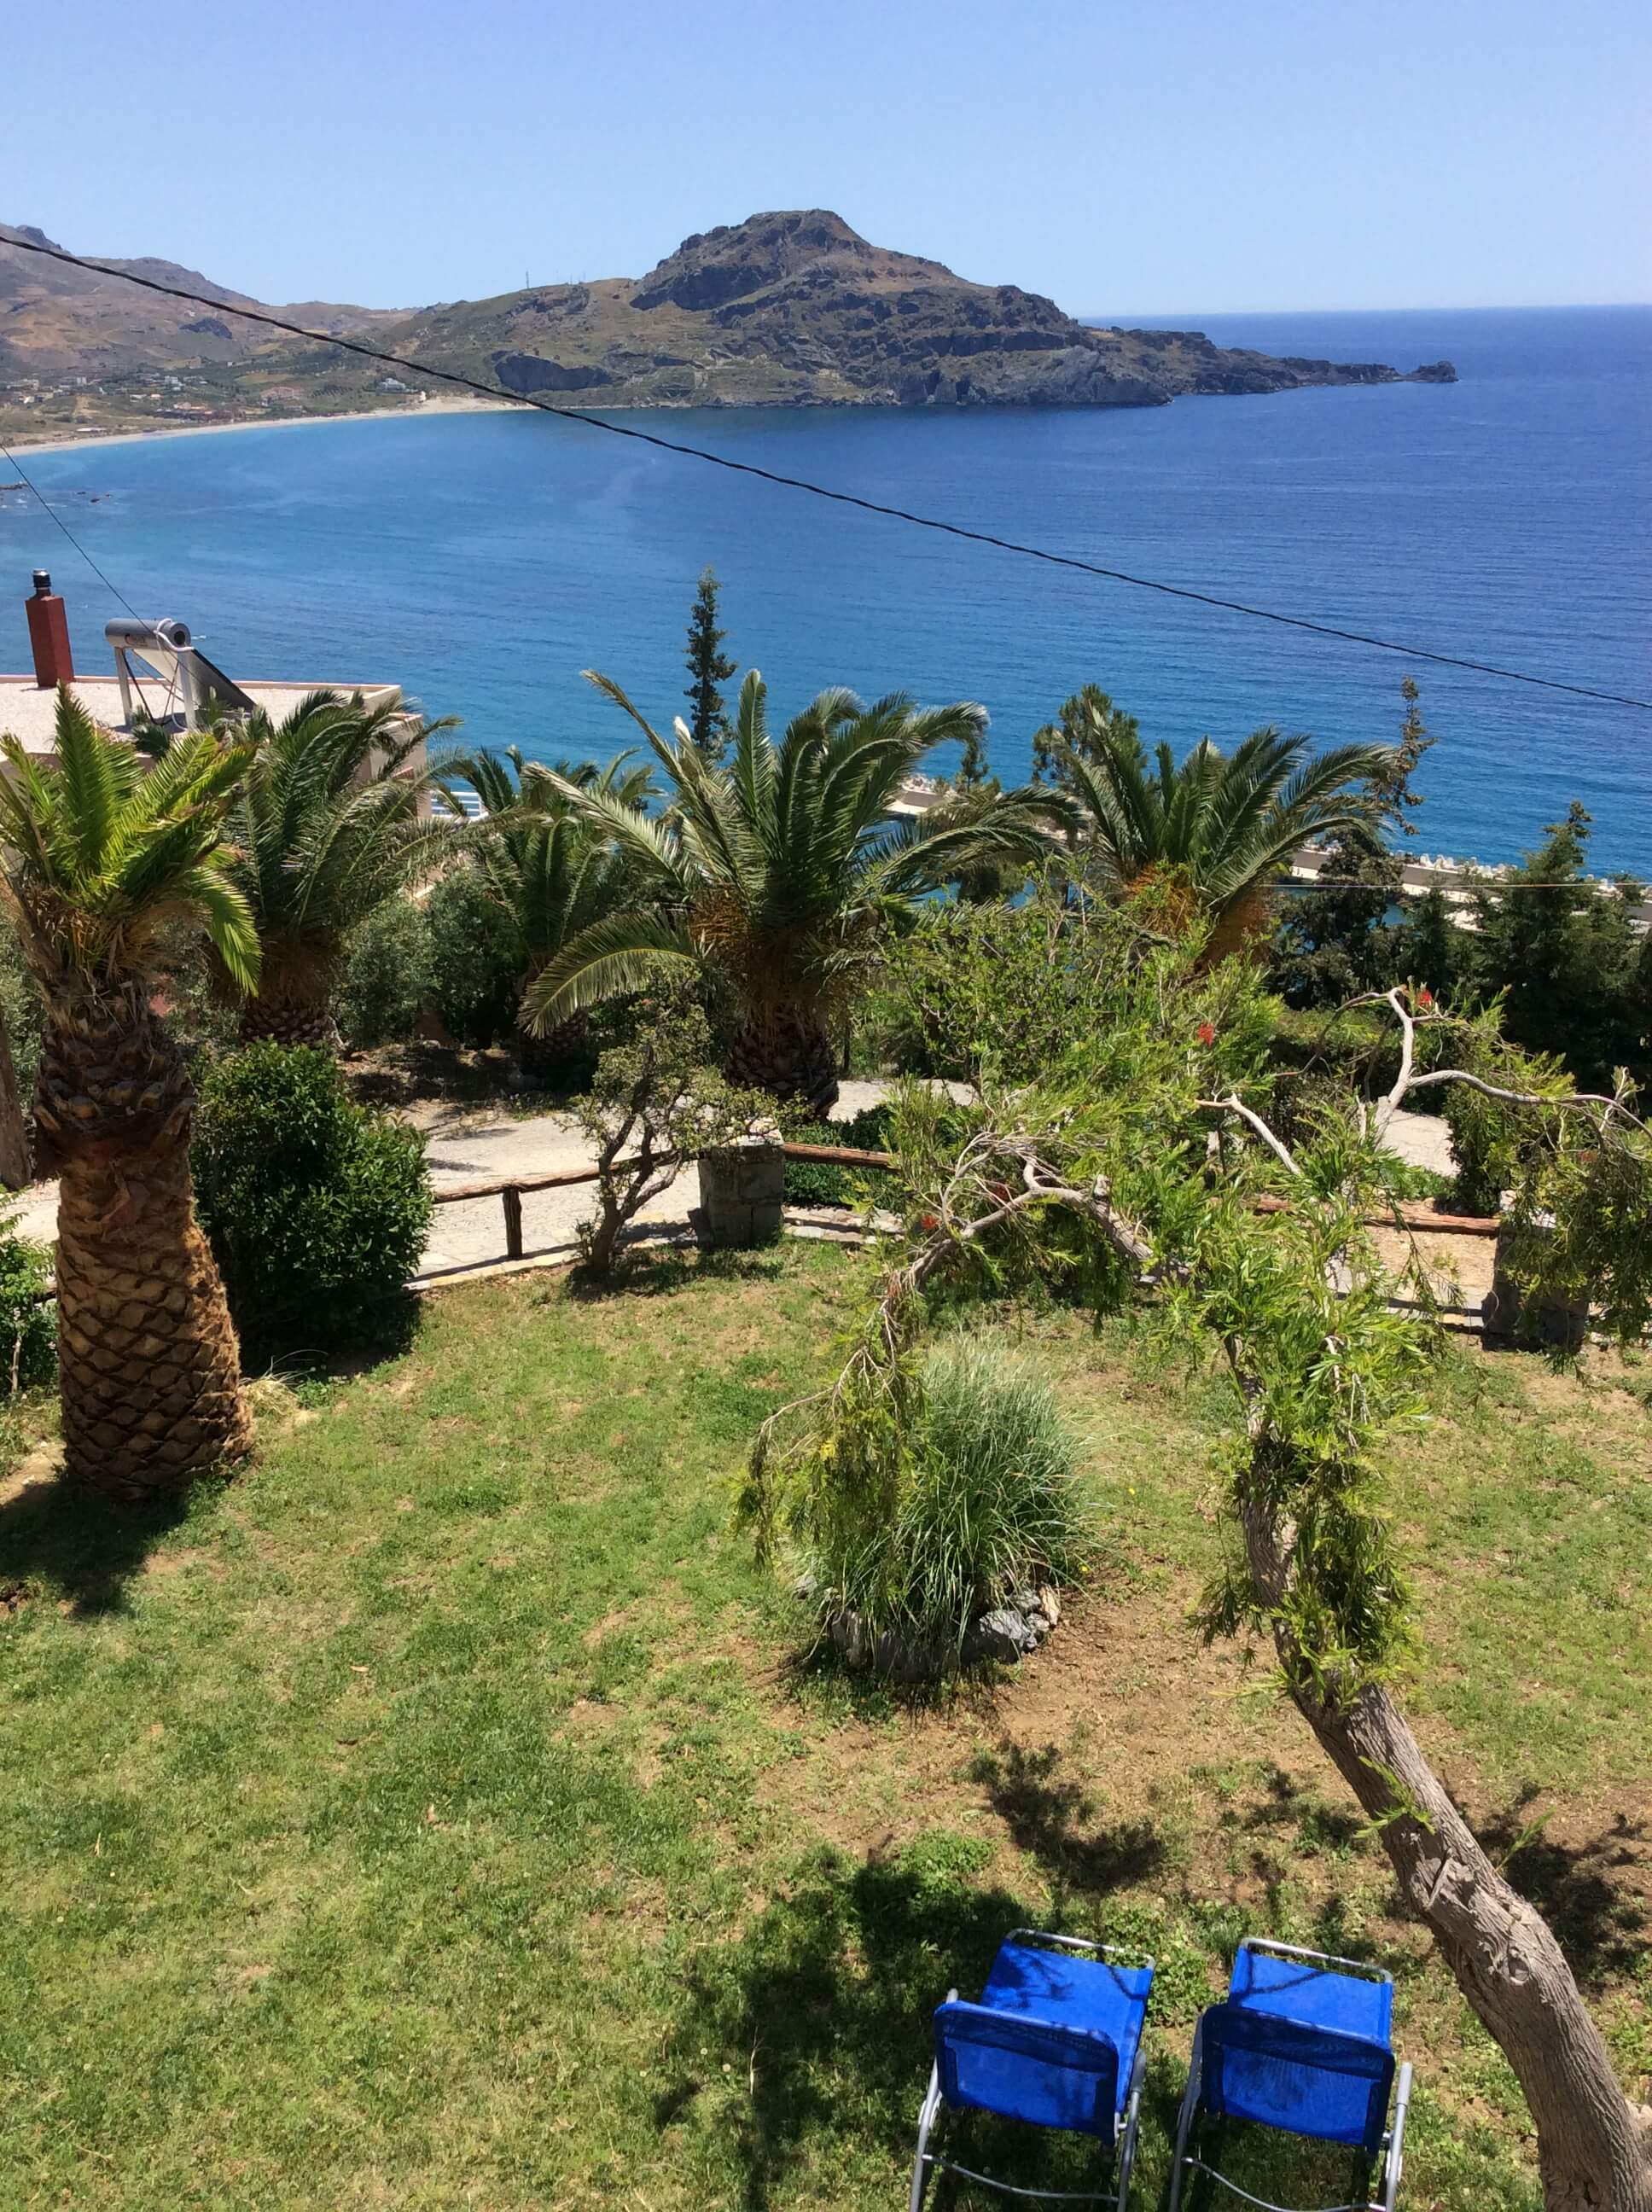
left=683, top=568, right=737, bottom=761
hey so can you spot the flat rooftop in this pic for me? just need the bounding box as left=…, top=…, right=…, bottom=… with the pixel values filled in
left=0, top=673, right=401, bottom=754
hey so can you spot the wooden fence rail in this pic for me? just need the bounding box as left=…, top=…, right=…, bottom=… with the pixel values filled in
left=428, top=1143, right=1501, bottom=1266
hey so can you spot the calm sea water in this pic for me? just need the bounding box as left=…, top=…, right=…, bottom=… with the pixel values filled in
left=3, top=306, right=1649, bottom=870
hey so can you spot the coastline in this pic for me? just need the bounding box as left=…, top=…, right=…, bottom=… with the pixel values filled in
left=0, top=392, right=517, bottom=463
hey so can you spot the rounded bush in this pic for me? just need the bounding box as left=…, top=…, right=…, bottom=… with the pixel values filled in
left=335, top=897, right=435, bottom=1051
left=192, top=1044, right=433, bottom=1354
left=815, top=1336, right=1091, bottom=1664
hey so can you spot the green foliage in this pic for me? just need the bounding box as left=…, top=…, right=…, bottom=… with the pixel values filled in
left=448, top=747, right=654, bottom=1057
left=334, top=896, right=435, bottom=1050
left=0, top=1206, right=55, bottom=1391
left=781, top=1104, right=893, bottom=1204
left=881, top=872, right=1275, bottom=1089
left=0, top=913, right=44, bottom=1104
left=192, top=1044, right=432, bottom=1353
left=1271, top=679, right=1435, bottom=1004
left=223, top=688, right=461, bottom=1016
left=0, top=690, right=259, bottom=998
left=423, top=864, right=524, bottom=1047
left=1176, top=1185, right=1427, bottom=1692
left=526, top=670, right=1056, bottom=1048
left=805, top=1337, right=1091, bottom=1664
left=683, top=566, right=737, bottom=760
left=1033, top=681, right=1394, bottom=930
left=572, top=988, right=765, bottom=1275
left=1467, top=804, right=1649, bottom=1091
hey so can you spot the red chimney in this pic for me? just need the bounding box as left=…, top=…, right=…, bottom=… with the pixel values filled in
left=26, top=570, right=74, bottom=689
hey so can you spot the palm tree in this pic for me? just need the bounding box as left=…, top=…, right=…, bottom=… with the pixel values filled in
left=525, top=670, right=1055, bottom=1113
left=454, top=746, right=654, bottom=1071
left=224, top=689, right=460, bottom=1045
left=0, top=692, right=259, bottom=1497
left=1041, top=686, right=1394, bottom=956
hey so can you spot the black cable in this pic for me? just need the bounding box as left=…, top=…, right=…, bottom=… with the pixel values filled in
left=4, top=229, right=1651, bottom=714
left=0, top=435, right=142, bottom=618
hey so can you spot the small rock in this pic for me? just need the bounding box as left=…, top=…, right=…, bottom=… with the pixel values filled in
left=1035, top=1584, right=1062, bottom=1627
left=966, top=1608, right=1036, bottom=1664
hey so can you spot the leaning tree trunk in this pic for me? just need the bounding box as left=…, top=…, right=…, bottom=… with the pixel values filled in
left=1240, top=1487, right=1652, bottom=2212
left=0, top=1001, right=31, bottom=1189
left=239, top=991, right=341, bottom=1051
left=727, top=1009, right=839, bottom=1117
left=35, top=992, right=251, bottom=1499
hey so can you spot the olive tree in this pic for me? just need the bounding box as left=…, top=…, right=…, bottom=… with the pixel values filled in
left=750, top=913, right=1652, bottom=2212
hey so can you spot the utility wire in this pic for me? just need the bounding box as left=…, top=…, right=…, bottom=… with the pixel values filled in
left=0, top=435, right=141, bottom=617
left=5, top=230, right=1651, bottom=715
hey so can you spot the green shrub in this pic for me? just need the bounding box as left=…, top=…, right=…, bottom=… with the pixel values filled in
left=811, top=1336, right=1091, bottom=1664
left=192, top=1045, right=432, bottom=1354
left=424, top=867, right=523, bottom=1049
left=0, top=1207, right=55, bottom=1392
left=0, top=916, right=44, bottom=1107
left=781, top=1103, right=893, bottom=1205
left=336, top=897, right=435, bottom=1051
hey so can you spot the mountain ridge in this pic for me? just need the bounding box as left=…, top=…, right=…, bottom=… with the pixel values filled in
left=0, top=211, right=1455, bottom=439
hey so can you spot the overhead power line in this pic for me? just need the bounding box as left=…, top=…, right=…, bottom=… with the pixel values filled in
left=0, top=436, right=141, bottom=617
left=4, top=228, right=1651, bottom=714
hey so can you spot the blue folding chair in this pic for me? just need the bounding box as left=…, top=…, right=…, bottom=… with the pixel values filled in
left=1168, top=1937, right=1413, bottom=2212
left=910, top=1929, right=1155, bottom=2210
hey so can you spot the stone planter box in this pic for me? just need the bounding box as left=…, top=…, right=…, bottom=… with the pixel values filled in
left=698, top=1136, right=785, bottom=1248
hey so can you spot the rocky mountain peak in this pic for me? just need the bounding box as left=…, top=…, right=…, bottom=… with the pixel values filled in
left=631, top=209, right=882, bottom=312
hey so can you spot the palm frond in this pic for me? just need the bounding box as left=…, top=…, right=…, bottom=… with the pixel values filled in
left=525, top=910, right=698, bottom=1031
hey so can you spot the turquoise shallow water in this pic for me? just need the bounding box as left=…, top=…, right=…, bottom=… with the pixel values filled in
left=3, top=306, right=1649, bottom=870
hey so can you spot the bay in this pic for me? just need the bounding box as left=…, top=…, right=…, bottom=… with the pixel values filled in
left=3, top=304, right=1648, bottom=871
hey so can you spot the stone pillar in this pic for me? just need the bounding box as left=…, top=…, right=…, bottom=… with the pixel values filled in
left=697, top=1135, right=785, bottom=1248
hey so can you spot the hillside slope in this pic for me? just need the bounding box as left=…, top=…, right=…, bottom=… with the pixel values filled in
left=0, top=210, right=1454, bottom=439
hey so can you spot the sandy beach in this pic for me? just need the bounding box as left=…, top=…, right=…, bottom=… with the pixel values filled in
left=0, top=391, right=518, bottom=463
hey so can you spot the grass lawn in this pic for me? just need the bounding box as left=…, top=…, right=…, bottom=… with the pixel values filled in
left=2, top=1244, right=1648, bottom=2209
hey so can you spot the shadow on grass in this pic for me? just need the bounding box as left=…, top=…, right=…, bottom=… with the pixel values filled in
left=1478, top=1788, right=1648, bottom=1986
left=236, top=1291, right=423, bottom=1382
left=970, top=1742, right=1166, bottom=1900
left=0, top=1471, right=190, bottom=1615
left=1237, top=1763, right=1370, bottom=1856
left=665, top=1846, right=1149, bottom=2212
left=562, top=1243, right=790, bottom=1304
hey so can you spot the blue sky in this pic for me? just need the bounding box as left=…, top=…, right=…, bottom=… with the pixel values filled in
left=15, top=0, right=1650, bottom=313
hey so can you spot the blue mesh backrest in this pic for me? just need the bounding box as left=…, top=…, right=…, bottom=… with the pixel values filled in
left=935, top=2000, right=1120, bottom=2142
left=1202, top=2004, right=1394, bottom=2153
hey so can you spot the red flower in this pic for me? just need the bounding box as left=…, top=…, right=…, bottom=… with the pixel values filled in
left=1196, top=1022, right=1217, bottom=1047
left=1417, top=987, right=1434, bottom=1009
left=920, top=1213, right=939, bottom=1233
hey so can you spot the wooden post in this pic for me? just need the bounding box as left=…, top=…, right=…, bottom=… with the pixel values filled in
left=502, top=1184, right=523, bottom=1261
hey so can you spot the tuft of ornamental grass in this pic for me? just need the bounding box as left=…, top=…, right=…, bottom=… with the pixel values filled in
left=819, top=1336, right=1091, bottom=1666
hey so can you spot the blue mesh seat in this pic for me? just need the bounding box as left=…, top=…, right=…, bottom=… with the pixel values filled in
left=1168, top=1939, right=1415, bottom=2212
left=910, top=1930, right=1155, bottom=2211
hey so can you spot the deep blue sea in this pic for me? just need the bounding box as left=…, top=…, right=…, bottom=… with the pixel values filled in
left=3, top=306, right=1649, bottom=870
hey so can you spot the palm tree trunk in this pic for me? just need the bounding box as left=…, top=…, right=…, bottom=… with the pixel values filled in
left=1240, top=1485, right=1652, bottom=2212
left=727, top=1010, right=839, bottom=1116
left=515, top=1010, right=589, bottom=1083
left=240, top=992, right=342, bottom=1051
left=35, top=998, right=250, bottom=1499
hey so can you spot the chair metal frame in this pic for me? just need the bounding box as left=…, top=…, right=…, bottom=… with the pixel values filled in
left=1166, top=1939, right=1413, bottom=2212
left=910, top=1930, right=1155, bottom=2212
